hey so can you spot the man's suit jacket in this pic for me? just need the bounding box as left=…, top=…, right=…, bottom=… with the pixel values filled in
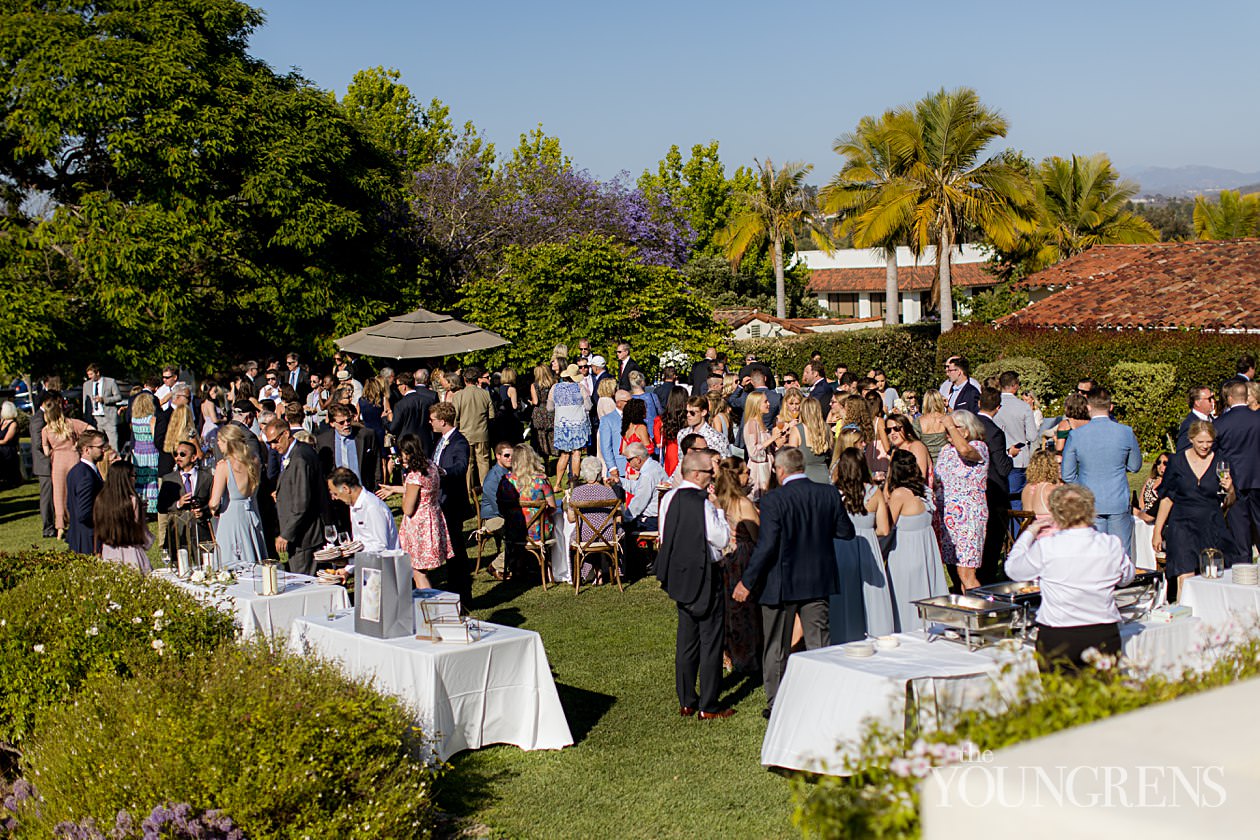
left=1213, top=404, right=1260, bottom=490
left=656, top=488, right=716, bottom=610
left=1176, top=411, right=1213, bottom=453
left=597, top=409, right=627, bottom=477
left=66, top=461, right=102, bottom=554
left=29, top=406, right=50, bottom=477
left=978, top=413, right=1014, bottom=506
left=807, top=379, right=834, bottom=406
left=389, top=390, right=424, bottom=442
left=689, top=359, right=713, bottom=392
left=411, top=386, right=438, bottom=452
left=435, top=429, right=472, bottom=521
left=156, top=466, right=214, bottom=544
left=1061, top=416, right=1143, bottom=514
left=449, top=385, right=494, bottom=445
left=82, top=376, right=122, bottom=430
left=950, top=382, right=980, bottom=414
left=276, top=441, right=324, bottom=550
left=741, top=477, right=855, bottom=605
left=617, top=358, right=644, bottom=392
left=315, top=425, right=380, bottom=491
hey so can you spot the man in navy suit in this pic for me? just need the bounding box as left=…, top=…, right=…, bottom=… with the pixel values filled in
left=430, top=401, right=473, bottom=606
left=1176, top=385, right=1216, bottom=452
left=1213, top=380, right=1260, bottom=565
left=65, top=430, right=107, bottom=555
left=735, top=447, right=855, bottom=714
left=1062, top=389, right=1143, bottom=557
left=944, top=357, right=979, bottom=413
left=803, top=361, right=833, bottom=405
left=977, top=389, right=1015, bottom=583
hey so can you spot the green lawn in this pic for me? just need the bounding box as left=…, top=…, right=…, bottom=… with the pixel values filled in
left=0, top=480, right=798, bottom=839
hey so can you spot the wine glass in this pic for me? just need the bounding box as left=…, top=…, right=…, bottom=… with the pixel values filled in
left=1216, top=460, right=1231, bottom=496
left=159, top=549, right=171, bottom=570
left=337, top=531, right=351, bottom=547
left=323, top=525, right=338, bottom=547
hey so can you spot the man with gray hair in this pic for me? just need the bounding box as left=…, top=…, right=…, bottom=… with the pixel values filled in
left=735, top=446, right=855, bottom=717
left=620, top=441, right=668, bottom=532
left=598, top=389, right=630, bottom=480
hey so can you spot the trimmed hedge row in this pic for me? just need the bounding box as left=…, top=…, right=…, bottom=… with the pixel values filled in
left=732, top=325, right=940, bottom=394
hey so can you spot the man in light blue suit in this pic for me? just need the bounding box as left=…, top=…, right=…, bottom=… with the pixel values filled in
left=1062, top=388, right=1143, bottom=556
left=598, top=390, right=630, bottom=480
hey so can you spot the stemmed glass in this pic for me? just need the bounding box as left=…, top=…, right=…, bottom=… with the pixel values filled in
left=1216, top=460, right=1231, bottom=496
left=338, top=531, right=351, bottom=547
left=323, top=525, right=338, bottom=547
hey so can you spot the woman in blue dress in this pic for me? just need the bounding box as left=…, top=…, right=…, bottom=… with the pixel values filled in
left=833, top=447, right=896, bottom=640
left=547, top=363, right=591, bottom=487
left=1153, top=419, right=1232, bottom=601
left=208, top=423, right=269, bottom=568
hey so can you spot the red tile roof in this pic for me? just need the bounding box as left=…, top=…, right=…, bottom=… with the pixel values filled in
left=999, top=239, right=1260, bottom=331
left=713, top=309, right=806, bottom=333
left=807, top=261, right=996, bottom=293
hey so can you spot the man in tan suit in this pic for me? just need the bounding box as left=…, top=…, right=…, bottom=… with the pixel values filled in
left=448, top=366, right=495, bottom=495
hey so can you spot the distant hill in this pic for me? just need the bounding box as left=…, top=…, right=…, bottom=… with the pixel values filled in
left=1239, top=182, right=1260, bottom=195
left=1122, top=165, right=1260, bottom=197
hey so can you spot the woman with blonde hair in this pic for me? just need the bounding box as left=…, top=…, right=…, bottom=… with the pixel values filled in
left=40, top=396, right=91, bottom=538
left=707, top=390, right=732, bottom=442
left=777, top=387, right=805, bottom=446
left=713, top=456, right=762, bottom=673
left=596, top=377, right=618, bottom=418
left=163, top=403, right=197, bottom=457
left=209, top=423, right=268, bottom=567
left=742, top=390, right=787, bottom=496
left=530, top=364, right=558, bottom=458
left=1021, top=449, right=1063, bottom=523
left=0, top=401, right=20, bottom=489
left=914, top=390, right=950, bottom=462
left=797, top=397, right=833, bottom=483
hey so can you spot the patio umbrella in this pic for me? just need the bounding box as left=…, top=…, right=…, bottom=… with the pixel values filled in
left=335, top=308, right=510, bottom=360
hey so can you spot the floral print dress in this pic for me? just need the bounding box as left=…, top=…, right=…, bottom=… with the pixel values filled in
left=934, top=441, right=989, bottom=569
left=398, top=463, right=453, bottom=571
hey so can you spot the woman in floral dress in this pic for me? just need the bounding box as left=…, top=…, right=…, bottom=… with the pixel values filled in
left=547, top=363, right=590, bottom=487
left=933, top=410, right=990, bottom=592
left=388, top=434, right=452, bottom=589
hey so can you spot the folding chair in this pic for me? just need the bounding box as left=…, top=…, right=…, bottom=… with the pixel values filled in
left=570, top=498, right=623, bottom=594
left=519, top=499, right=556, bottom=589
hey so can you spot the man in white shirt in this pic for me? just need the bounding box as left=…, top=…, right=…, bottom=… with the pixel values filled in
left=657, top=451, right=732, bottom=719
left=327, top=467, right=398, bottom=553
left=620, top=442, right=668, bottom=531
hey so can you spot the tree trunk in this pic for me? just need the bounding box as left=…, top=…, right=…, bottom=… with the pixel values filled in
left=938, top=231, right=954, bottom=333
left=773, top=237, right=786, bottom=319
left=884, top=248, right=898, bottom=326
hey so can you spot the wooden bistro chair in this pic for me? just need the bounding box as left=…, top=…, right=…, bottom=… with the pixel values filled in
left=1002, top=510, right=1039, bottom=560
left=519, top=499, right=556, bottom=590
left=569, top=498, right=624, bottom=594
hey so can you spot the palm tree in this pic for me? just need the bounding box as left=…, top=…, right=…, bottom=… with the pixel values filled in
left=1193, top=190, right=1260, bottom=240
left=821, top=111, right=911, bottom=325
left=1028, top=154, right=1158, bottom=266
left=860, top=88, right=1036, bottom=332
left=719, top=158, right=831, bottom=319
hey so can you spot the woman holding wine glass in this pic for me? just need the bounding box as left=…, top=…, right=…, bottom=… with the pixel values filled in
left=1152, top=420, right=1234, bottom=600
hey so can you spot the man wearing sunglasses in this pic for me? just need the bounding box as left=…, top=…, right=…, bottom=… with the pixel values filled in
left=265, top=418, right=326, bottom=576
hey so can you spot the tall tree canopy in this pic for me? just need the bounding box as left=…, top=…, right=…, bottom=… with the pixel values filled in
left=1193, top=190, right=1260, bottom=240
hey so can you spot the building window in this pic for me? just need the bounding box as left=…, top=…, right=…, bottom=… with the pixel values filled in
left=826, top=293, right=859, bottom=318
left=749, top=324, right=762, bottom=338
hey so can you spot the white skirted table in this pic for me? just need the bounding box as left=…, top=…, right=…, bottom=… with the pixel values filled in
left=548, top=502, right=577, bottom=583
left=761, top=618, right=1204, bottom=776
left=287, top=615, right=573, bottom=761
left=1179, top=569, right=1260, bottom=626
left=155, top=569, right=349, bottom=640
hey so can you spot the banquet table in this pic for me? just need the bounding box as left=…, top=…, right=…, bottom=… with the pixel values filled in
left=287, top=614, right=573, bottom=761
left=761, top=618, right=1204, bottom=775
left=1179, top=568, right=1260, bottom=627
left=155, top=569, right=349, bottom=640
left=548, top=502, right=577, bottom=583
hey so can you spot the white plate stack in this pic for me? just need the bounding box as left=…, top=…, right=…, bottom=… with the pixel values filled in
left=843, top=641, right=876, bottom=658
left=1231, top=564, right=1259, bottom=586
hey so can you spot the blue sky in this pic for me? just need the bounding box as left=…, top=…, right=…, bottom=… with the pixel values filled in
left=248, top=0, right=1260, bottom=182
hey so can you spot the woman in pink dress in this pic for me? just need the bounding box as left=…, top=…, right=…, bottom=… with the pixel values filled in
left=934, top=410, right=990, bottom=592
left=40, top=396, right=91, bottom=539
left=379, top=434, right=451, bottom=589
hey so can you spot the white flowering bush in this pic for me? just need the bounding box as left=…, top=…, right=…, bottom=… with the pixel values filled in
left=0, top=559, right=234, bottom=744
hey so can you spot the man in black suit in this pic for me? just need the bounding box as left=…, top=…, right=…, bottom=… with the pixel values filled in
left=265, top=419, right=325, bottom=577
left=1214, top=380, right=1260, bottom=565
left=802, top=360, right=833, bottom=405
left=157, top=440, right=214, bottom=553
left=657, top=451, right=734, bottom=719
left=390, top=372, right=436, bottom=455
left=614, top=342, right=644, bottom=392
left=430, top=401, right=473, bottom=606
left=944, top=356, right=979, bottom=413
left=65, top=430, right=106, bottom=555
left=316, top=403, right=380, bottom=530
left=654, top=366, right=681, bottom=408
left=735, top=447, right=855, bottom=714
left=1176, top=385, right=1216, bottom=452
left=283, top=352, right=309, bottom=398
left=976, top=389, right=1015, bottom=584
left=412, top=369, right=439, bottom=450
left=690, top=348, right=717, bottom=394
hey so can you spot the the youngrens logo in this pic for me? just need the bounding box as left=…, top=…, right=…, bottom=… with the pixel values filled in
left=928, top=757, right=1228, bottom=809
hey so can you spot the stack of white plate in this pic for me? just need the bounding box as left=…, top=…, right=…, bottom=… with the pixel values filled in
left=1232, top=564, right=1259, bottom=586
left=843, top=641, right=876, bottom=658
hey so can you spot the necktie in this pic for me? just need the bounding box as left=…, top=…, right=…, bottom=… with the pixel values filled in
left=182, top=472, right=192, bottom=494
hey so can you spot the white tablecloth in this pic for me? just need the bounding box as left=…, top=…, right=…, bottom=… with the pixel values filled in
left=548, top=503, right=577, bottom=583
left=1179, top=569, right=1260, bottom=626
left=287, top=615, right=573, bottom=760
left=1131, top=516, right=1158, bottom=570
left=156, top=570, right=349, bottom=640
left=762, top=619, right=1204, bottom=775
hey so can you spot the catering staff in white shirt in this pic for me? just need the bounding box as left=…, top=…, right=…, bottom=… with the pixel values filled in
left=1005, top=483, right=1135, bottom=672
left=327, top=467, right=398, bottom=552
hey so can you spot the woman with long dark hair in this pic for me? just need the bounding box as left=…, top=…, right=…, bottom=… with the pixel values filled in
left=832, top=448, right=893, bottom=639
left=713, top=456, right=762, bottom=674
left=94, top=461, right=153, bottom=573
left=884, top=449, right=948, bottom=631
left=656, top=387, right=690, bottom=477
left=378, top=433, right=452, bottom=589
left=619, top=397, right=653, bottom=456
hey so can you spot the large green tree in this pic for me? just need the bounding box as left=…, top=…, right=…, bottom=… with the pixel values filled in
left=341, top=66, right=456, bottom=168
left=457, top=236, right=724, bottom=371
left=864, top=88, right=1036, bottom=331
left=820, top=111, right=911, bottom=325
left=1027, top=154, right=1157, bottom=266
left=1193, top=189, right=1260, bottom=240
left=0, top=0, right=417, bottom=376
left=718, top=158, right=831, bottom=319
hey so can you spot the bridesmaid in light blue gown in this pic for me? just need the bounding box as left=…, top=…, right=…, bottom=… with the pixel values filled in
left=884, top=450, right=949, bottom=633
left=209, top=424, right=268, bottom=568
left=832, top=448, right=896, bottom=641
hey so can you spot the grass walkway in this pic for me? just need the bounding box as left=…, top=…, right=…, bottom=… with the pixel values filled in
left=0, top=481, right=798, bottom=839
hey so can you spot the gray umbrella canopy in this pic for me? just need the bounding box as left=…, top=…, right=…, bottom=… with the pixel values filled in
left=335, top=308, right=510, bottom=360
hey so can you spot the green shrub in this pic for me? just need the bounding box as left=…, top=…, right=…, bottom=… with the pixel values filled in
left=0, top=561, right=234, bottom=743
left=1108, top=361, right=1181, bottom=452
left=734, top=325, right=940, bottom=395
left=973, top=356, right=1055, bottom=401
left=18, top=644, right=441, bottom=840
left=0, top=550, right=93, bottom=593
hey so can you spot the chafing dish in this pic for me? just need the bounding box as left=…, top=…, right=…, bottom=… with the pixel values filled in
left=913, top=594, right=1028, bottom=650
left=1115, top=570, right=1165, bottom=621
left=973, top=580, right=1042, bottom=609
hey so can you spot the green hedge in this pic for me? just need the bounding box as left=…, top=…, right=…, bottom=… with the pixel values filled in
left=0, top=559, right=235, bottom=744
left=18, top=645, right=440, bottom=840
left=1109, top=362, right=1181, bottom=452
left=733, top=325, right=940, bottom=394
left=973, top=357, right=1054, bottom=401
left=0, top=550, right=92, bottom=593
